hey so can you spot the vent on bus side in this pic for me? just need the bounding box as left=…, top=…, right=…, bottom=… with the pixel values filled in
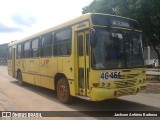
left=126, top=74, right=139, bottom=79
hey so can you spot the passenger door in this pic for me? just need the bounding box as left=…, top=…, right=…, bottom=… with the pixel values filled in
left=77, top=31, right=90, bottom=96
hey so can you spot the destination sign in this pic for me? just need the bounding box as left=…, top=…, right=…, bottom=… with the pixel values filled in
left=92, top=14, right=141, bottom=30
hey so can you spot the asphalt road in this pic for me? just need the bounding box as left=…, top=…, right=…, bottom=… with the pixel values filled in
left=0, top=66, right=159, bottom=120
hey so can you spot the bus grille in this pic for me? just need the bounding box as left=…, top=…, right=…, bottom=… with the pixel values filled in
left=114, top=79, right=137, bottom=88
left=126, top=74, right=139, bottom=79
left=117, top=88, right=136, bottom=96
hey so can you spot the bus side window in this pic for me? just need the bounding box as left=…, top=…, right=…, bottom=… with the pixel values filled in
left=86, top=34, right=89, bottom=56
left=78, top=35, right=83, bottom=56
left=16, top=44, right=22, bottom=59
left=23, top=41, right=30, bottom=58
left=41, top=33, right=52, bottom=57
left=8, top=47, right=12, bottom=59
left=53, top=28, right=71, bottom=56
left=31, top=38, right=39, bottom=58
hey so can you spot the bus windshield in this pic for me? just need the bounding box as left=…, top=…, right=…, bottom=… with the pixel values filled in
left=92, top=28, right=144, bottom=70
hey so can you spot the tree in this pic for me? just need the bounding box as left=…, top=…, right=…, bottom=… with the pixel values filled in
left=82, top=0, right=160, bottom=44
left=82, top=0, right=116, bottom=14
left=114, top=0, right=160, bottom=60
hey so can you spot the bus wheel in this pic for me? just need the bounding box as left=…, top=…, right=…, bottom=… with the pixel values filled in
left=17, top=72, right=25, bottom=86
left=57, top=78, right=72, bottom=104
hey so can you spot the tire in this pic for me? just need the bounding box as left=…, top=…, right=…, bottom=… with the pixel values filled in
left=57, top=78, right=72, bottom=104
left=17, top=72, right=25, bottom=86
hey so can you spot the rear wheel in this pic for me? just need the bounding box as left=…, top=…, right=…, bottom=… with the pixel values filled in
left=57, top=78, right=72, bottom=104
left=17, top=72, right=25, bottom=86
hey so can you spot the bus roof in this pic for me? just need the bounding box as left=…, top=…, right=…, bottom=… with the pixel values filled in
left=8, top=13, right=138, bottom=47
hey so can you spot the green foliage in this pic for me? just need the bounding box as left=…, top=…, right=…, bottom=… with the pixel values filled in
left=82, top=0, right=160, bottom=45
left=82, top=0, right=116, bottom=14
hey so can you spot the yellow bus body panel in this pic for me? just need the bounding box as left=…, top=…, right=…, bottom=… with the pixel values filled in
left=7, top=13, right=147, bottom=101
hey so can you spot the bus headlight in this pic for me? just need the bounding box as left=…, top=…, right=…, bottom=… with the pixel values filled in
left=101, top=82, right=105, bottom=87
left=107, top=82, right=111, bottom=87
left=92, top=82, right=99, bottom=87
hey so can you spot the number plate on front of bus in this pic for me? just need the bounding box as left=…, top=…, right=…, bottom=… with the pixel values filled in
left=100, top=72, right=121, bottom=80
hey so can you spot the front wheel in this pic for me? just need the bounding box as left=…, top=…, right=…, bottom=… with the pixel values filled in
left=57, top=78, right=72, bottom=104
left=17, top=72, right=25, bottom=86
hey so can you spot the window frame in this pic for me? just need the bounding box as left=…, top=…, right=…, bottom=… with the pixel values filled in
left=78, top=35, right=83, bottom=56
left=40, top=33, right=53, bottom=57
left=53, top=27, right=72, bottom=56
left=31, top=37, right=40, bottom=58
left=8, top=47, right=12, bottom=59
left=16, top=44, right=22, bottom=59
left=23, top=40, right=31, bottom=58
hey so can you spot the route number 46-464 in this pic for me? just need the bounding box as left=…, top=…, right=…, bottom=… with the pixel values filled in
left=100, top=72, right=121, bottom=80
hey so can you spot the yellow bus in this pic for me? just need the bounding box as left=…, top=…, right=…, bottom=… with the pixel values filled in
left=8, top=13, right=147, bottom=103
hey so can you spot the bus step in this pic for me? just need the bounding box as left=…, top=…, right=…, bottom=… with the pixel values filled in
left=76, top=95, right=91, bottom=101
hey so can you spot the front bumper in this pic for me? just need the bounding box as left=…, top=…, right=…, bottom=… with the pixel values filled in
left=89, top=83, right=147, bottom=101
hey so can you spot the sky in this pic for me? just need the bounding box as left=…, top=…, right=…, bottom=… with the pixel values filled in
left=0, top=0, right=93, bottom=44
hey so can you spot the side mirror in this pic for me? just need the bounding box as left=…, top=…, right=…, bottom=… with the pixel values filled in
left=90, top=28, right=97, bottom=48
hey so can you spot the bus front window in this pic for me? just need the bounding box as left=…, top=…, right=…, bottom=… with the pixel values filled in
left=124, top=31, right=144, bottom=68
left=91, top=28, right=144, bottom=70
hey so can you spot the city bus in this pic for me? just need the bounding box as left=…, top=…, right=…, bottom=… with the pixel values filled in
left=8, top=13, right=147, bottom=103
